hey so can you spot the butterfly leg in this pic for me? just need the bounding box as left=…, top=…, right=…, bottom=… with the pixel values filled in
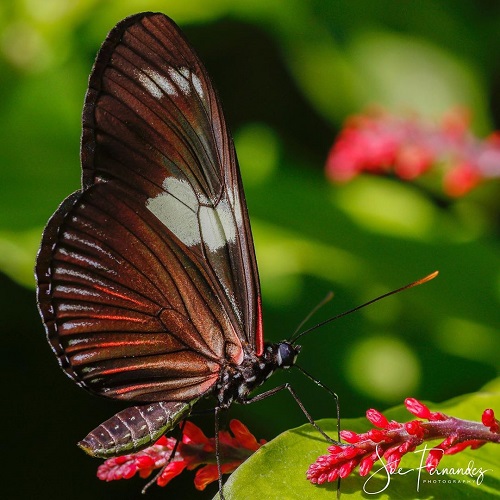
left=294, top=364, right=341, bottom=442
left=241, top=383, right=338, bottom=444
left=141, top=419, right=188, bottom=494
left=294, top=365, right=343, bottom=496
left=214, top=406, right=226, bottom=500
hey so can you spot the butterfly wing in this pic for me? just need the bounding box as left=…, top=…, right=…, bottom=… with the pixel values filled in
left=36, top=12, right=263, bottom=403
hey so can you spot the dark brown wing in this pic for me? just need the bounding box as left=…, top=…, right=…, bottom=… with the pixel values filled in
left=35, top=12, right=262, bottom=403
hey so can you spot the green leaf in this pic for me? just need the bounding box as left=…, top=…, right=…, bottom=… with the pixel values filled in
left=0, top=228, right=43, bottom=287
left=216, top=380, right=500, bottom=499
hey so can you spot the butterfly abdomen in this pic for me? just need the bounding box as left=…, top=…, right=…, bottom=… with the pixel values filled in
left=78, top=400, right=196, bottom=458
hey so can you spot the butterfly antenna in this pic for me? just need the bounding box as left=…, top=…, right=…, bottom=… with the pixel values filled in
left=292, top=271, right=438, bottom=345
left=289, top=291, right=334, bottom=343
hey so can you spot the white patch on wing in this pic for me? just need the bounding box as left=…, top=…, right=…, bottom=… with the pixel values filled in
left=198, top=206, right=223, bottom=251
left=230, top=188, right=245, bottom=231
left=216, top=199, right=237, bottom=244
left=168, top=67, right=190, bottom=95
left=136, top=70, right=163, bottom=99
left=137, top=66, right=204, bottom=101
left=146, top=177, right=236, bottom=252
left=146, top=178, right=200, bottom=247
left=199, top=199, right=236, bottom=252
left=191, top=73, right=204, bottom=100
left=168, top=177, right=205, bottom=209
left=145, top=68, right=177, bottom=96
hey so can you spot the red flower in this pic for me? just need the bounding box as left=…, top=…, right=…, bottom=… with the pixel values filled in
left=326, top=107, right=500, bottom=196
left=97, top=419, right=265, bottom=491
left=482, top=408, right=500, bottom=432
left=307, top=399, right=500, bottom=484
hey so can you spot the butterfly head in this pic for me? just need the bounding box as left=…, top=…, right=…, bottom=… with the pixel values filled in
left=264, top=341, right=301, bottom=370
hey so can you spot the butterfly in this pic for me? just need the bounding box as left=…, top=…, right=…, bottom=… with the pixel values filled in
left=36, top=12, right=438, bottom=496
left=35, top=11, right=335, bottom=494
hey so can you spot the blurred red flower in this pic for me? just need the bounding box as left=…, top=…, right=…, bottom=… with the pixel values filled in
left=326, top=107, right=500, bottom=196
left=97, top=419, right=265, bottom=491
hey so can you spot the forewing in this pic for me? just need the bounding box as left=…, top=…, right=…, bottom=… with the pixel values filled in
left=36, top=12, right=262, bottom=403
left=82, top=12, right=262, bottom=352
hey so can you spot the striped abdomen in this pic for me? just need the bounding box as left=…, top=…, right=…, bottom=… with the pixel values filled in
left=78, top=400, right=196, bottom=458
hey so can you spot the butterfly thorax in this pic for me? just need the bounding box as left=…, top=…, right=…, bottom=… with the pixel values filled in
left=215, top=341, right=301, bottom=409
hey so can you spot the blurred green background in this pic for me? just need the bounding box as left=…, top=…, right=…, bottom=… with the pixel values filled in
left=2, top=1, right=499, bottom=499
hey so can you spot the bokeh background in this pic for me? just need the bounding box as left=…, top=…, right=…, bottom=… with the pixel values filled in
left=1, top=1, right=499, bottom=499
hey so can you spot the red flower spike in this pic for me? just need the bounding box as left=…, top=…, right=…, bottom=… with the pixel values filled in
left=229, top=419, right=262, bottom=451
left=398, top=440, right=414, bottom=455
left=339, top=430, right=360, bottom=443
left=367, top=428, right=389, bottom=443
left=405, top=420, right=424, bottom=438
left=440, top=434, right=459, bottom=448
left=428, top=411, right=447, bottom=422
left=339, top=459, right=358, bottom=478
left=394, top=145, right=433, bottom=179
left=443, top=163, right=482, bottom=197
left=194, top=463, right=236, bottom=491
left=307, top=398, right=500, bottom=486
left=482, top=409, right=495, bottom=426
left=366, top=408, right=389, bottom=428
left=318, top=473, right=329, bottom=485
left=341, top=446, right=365, bottom=460
left=471, top=441, right=487, bottom=450
left=405, top=398, right=431, bottom=419
left=327, top=469, right=339, bottom=482
left=138, top=468, right=154, bottom=479
left=155, top=435, right=169, bottom=446
left=97, top=419, right=265, bottom=491
left=328, top=444, right=344, bottom=453
left=182, top=420, right=209, bottom=445
left=385, top=452, right=402, bottom=473
left=482, top=409, right=499, bottom=432
left=359, top=456, right=375, bottom=476
left=387, top=420, right=403, bottom=430
left=194, top=465, right=219, bottom=491
left=325, top=107, right=499, bottom=196
left=445, top=440, right=486, bottom=455
left=426, top=448, right=443, bottom=471
left=136, top=455, right=155, bottom=470
left=157, top=461, right=188, bottom=487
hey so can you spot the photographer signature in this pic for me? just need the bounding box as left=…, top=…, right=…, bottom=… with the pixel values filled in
left=362, top=444, right=492, bottom=494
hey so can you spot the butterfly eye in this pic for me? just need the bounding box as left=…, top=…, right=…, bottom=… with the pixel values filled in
left=277, top=342, right=299, bottom=368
